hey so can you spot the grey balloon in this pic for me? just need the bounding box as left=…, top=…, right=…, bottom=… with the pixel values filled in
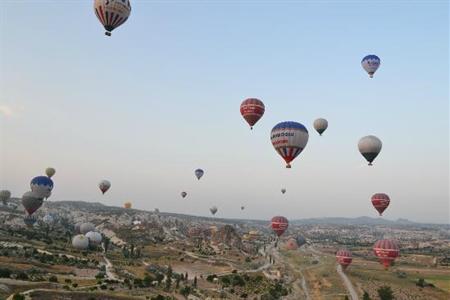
left=21, top=191, right=43, bottom=215
left=85, top=231, right=102, bottom=245
left=80, top=222, right=96, bottom=234
left=72, top=234, right=89, bottom=250
left=210, top=206, right=218, bottom=215
left=358, top=135, right=382, bottom=166
left=313, top=118, right=328, bottom=136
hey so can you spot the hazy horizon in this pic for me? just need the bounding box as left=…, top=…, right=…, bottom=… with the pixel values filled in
left=1, top=1, right=448, bottom=223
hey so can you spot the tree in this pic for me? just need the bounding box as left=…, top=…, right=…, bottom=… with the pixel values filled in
left=48, top=275, right=58, bottom=283
left=180, top=286, right=191, bottom=298
left=377, top=286, right=394, bottom=300
left=416, top=278, right=425, bottom=287
left=156, top=273, right=164, bottom=286
left=12, top=294, right=25, bottom=300
left=363, top=291, right=371, bottom=300
left=176, top=276, right=181, bottom=288
left=193, top=276, right=197, bottom=288
left=185, top=272, right=188, bottom=281
left=165, top=266, right=173, bottom=290
left=103, top=236, right=110, bottom=253
left=130, top=244, right=135, bottom=257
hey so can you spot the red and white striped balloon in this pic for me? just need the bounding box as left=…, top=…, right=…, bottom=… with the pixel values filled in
left=371, top=193, right=390, bottom=216
left=240, top=98, right=265, bottom=130
left=94, top=0, right=131, bottom=36
left=336, top=249, right=353, bottom=269
left=271, top=216, right=289, bottom=237
left=373, top=239, right=400, bottom=269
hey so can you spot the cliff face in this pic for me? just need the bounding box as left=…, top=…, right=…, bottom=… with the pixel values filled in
left=212, top=225, right=242, bottom=249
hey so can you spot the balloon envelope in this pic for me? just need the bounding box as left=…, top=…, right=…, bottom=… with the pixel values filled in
left=30, top=176, right=54, bottom=198
left=286, top=238, right=298, bottom=250
left=358, top=135, right=382, bottom=165
left=72, top=234, right=89, bottom=250
left=371, top=193, right=390, bottom=216
left=43, top=214, right=55, bottom=226
left=99, top=180, right=111, bottom=194
left=210, top=206, right=218, bottom=215
left=361, top=55, right=381, bottom=78
left=271, top=216, right=289, bottom=237
left=80, top=222, right=96, bottom=235
left=313, top=118, right=328, bottom=136
left=281, top=188, right=286, bottom=194
left=271, top=121, right=309, bottom=168
left=336, top=249, right=353, bottom=269
left=240, top=98, right=265, bottom=129
left=45, top=167, right=56, bottom=178
left=21, top=191, right=44, bottom=215
left=124, top=202, right=132, bottom=209
left=94, top=0, right=131, bottom=36
left=373, top=239, right=399, bottom=269
left=181, top=192, right=187, bottom=198
left=195, top=169, right=204, bottom=180
left=296, top=235, right=307, bottom=247
left=86, top=231, right=102, bottom=245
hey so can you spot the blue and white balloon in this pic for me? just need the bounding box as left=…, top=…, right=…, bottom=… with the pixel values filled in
left=30, top=176, right=54, bottom=199
left=361, top=55, right=381, bottom=78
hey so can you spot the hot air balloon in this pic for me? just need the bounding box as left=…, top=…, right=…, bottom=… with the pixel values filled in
left=85, top=231, right=103, bottom=245
left=22, top=191, right=43, bottom=215
left=45, top=167, right=56, bottom=178
left=336, top=249, right=353, bottom=270
left=271, top=121, right=309, bottom=168
left=0, top=190, right=11, bottom=206
left=271, top=216, right=288, bottom=237
left=210, top=206, right=218, bottom=216
left=124, top=202, right=132, bottom=209
left=43, top=214, right=55, bottom=226
left=72, top=234, right=89, bottom=250
left=241, top=206, right=245, bottom=210
left=281, top=188, right=286, bottom=194
left=373, top=239, right=400, bottom=269
left=98, top=180, right=111, bottom=194
left=371, top=193, right=390, bottom=216
left=181, top=191, right=187, bottom=198
left=94, top=0, right=131, bottom=36
left=195, top=169, right=204, bottom=180
left=358, top=135, right=382, bottom=166
left=240, top=98, right=265, bottom=130
left=74, top=222, right=83, bottom=234
left=80, top=222, right=96, bottom=235
left=23, top=215, right=37, bottom=227
left=286, top=238, right=298, bottom=250
left=361, top=55, right=381, bottom=78
left=296, top=235, right=307, bottom=247
left=30, top=176, right=54, bottom=199
left=313, top=118, right=328, bottom=136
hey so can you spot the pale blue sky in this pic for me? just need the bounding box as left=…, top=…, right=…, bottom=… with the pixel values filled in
left=0, top=1, right=448, bottom=223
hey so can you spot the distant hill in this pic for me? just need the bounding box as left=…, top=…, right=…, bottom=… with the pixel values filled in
left=4, top=199, right=447, bottom=228
left=290, top=216, right=444, bottom=227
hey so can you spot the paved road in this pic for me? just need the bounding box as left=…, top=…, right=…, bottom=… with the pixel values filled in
left=336, top=264, right=359, bottom=300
